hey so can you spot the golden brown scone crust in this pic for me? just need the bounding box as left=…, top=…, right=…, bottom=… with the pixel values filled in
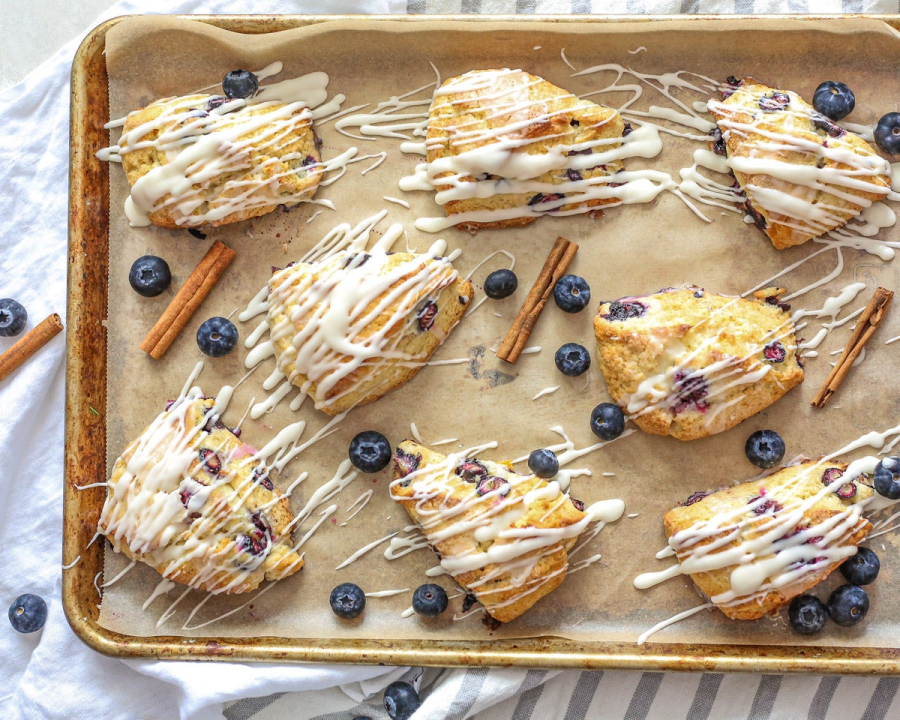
left=102, top=397, right=303, bottom=594
left=267, top=251, right=473, bottom=415
left=427, top=69, right=627, bottom=230
left=120, top=94, right=322, bottom=228
left=593, top=286, right=803, bottom=441
left=709, top=78, right=890, bottom=250
left=391, top=441, right=590, bottom=623
left=664, top=461, right=873, bottom=620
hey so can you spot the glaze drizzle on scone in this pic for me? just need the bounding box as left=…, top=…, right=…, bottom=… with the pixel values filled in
left=403, top=68, right=673, bottom=232
left=634, top=459, right=875, bottom=620
left=708, top=77, right=891, bottom=249
left=265, top=242, right=472, bottom=415
left=99, top=67, right=333, bottom=228
left=390, top=441, right=624, bottom=623
left=593, top=286, right=804, bottom=441
left=99, top=392, right=304, bottom=594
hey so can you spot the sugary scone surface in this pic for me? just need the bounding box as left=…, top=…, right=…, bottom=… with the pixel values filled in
left=664, top=461, right=873, bottom=620
left=267, top=250, right=472, bottom=415
left=593, top=286, right=803, bottom=441
left=390, top=441, right=589, bottom=623
left=121, top=94, right=322, bottom=228
left=427, top=69, right=627, bottom=230
left=101, top=396, right=303, bottom=594
left=709, top=78, right=890, bottom=250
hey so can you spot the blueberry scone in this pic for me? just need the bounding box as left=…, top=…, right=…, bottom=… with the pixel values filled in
left=390, top=441, right=625, bottom=623
left=113, top=91, right=322, bottom=228
left=422, top=68, right=630, bottom=231
left=593, top=286, right=803, bottom=441
left=708, top=77, right=891, bottom=250
left=99, top=392, right=303, bottom=594
left=267, top=249, right=473, bottom=415
left=635, top=460, right=874, bottom=620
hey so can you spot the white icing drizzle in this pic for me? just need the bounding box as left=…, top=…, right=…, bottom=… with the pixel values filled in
left=340, top=489, right=374, bottom=526
left=102, top=560, right=136, bottom=588
left=532, top=385, right=560, bottom=401
left=410, top=423, right=423, bottom=443
left=98, top=65, right=343, bottom=227
left=385, top=528, right=430, bottom=560
left=142, top=579, right=176, bottom=610
left=335, top=531, right=399, bottom=570
left=62, top=555, right=81, bottom=570
left=294, top=506, right=337, bottom=549
left=628, top=46, right=647, bottom=55
left=637, top=603, right=714, bottom=645
left=365, top=588, right=410, bottom=598
left=430, top=438, right=458, bottom=447
left=384, top=195, right=411, bottom=208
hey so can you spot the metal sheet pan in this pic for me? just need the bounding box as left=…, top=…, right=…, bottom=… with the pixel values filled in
left=65, top=13, right=900, bottom=671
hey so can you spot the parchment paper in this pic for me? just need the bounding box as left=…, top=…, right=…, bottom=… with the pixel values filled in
left=98, top=15, right=900, bottom=648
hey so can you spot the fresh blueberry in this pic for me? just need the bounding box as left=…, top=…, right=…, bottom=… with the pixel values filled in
left=196, top=317, right=238, bottom=357
left=329, top=582, right=366, bottom=619
left=840, top=547, right=880, bottom=586
left=528, top=448, right=559, bottom=478
left=744, top=430, right=785, bottom=469
left=590, top=403, right=625, bottom=441
left=0, top=298, right=27, bottom=337
left=788, top=595, right=828, bottom=635
left=555, top=343, right=591, bottom=377
left=874, top=456, right=900, bottom=499
left=383, top=681, right=420, bottom=720
left=128, top=255, right=172, bottom=298
left=412, top=583, right=449, bottom=617
left=484, top=269, right=518, bottom=299
left=553, top=275, right=591, bottom=313
left=827, top=584, right=869, bottom=627
left=222, top=70, right=259, bottom=99
left=349, top=431, right=391, bottom=473
left=874, top=113, right=900, bottom=155
left=812, top=81, right=855, bottom=121
left=8, top=594, right=48, bottom=634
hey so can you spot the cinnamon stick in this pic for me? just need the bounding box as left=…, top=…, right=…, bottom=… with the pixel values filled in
left=497, top=236, right=579, bottom=364
left=0, top=313, right=64, bottom=382
left=140, top=240, right=236, bottom=359
left=811, top=286, right=893, bottom=408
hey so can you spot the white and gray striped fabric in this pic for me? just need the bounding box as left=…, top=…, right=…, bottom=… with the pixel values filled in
left=224, top=2, right=900, bottom=719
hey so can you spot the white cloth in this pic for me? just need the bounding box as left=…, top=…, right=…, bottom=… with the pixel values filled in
left=3, top=2, right=900, bottom=720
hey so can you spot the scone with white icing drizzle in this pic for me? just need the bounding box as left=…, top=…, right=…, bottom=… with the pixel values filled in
left=390, top=441, right=624, bottom=623
left=593, top=286, right=803, bottom=441
left=425, top=68, right=629, bottom=231
left=709, top=77, right=891, bottom=250
left=99, top=392, right=303, bottom=594
left=267, top=249, right=473, bottom=415
left=651, top=461, right=873, bottom=620
left=117, top=92, right=322, bottom=228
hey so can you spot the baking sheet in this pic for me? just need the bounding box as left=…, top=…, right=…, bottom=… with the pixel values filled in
left=96, top=15, right=900, bottom=649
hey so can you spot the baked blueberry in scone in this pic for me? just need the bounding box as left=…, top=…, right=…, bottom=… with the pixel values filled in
left=99, top=393, right=303, bottom=594
left=641, top=460, right=873, bottom=620
left=266, top=249, right=473, bottom=415
left=116, top=91, right=322, bottom=228
left=709, top=77, right=891, bottom=250
left=424, top=69, right=630, bottom=231
left=390, top=441, right=624, bottom=623
left=593, top=286, right=803, bottom=441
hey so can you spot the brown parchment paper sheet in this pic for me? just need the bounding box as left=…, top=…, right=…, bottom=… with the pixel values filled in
left=97, top=15, right=900, bottom=648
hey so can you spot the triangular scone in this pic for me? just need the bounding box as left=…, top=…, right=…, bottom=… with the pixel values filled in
left=99, top=393, right=303, bottom=594
left=390, top=441, right=624, bottom=623
left=119, top=93, right=322, bottom=228
left=661, top=461, right=873, bottom=620
left=593, top=286, right=804, bottom=441
left=426, top=69, right=629, bottom=231
left=708, top=77, right=890, bottom=250
left=267, top=250, right=473, bottom=415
